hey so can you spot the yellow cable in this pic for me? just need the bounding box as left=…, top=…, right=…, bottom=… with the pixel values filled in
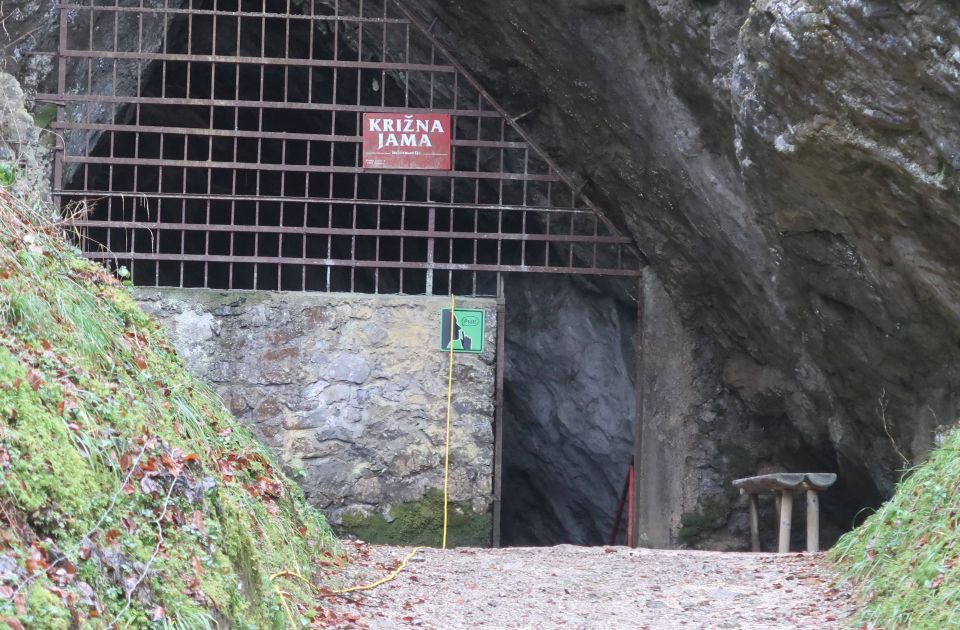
left=271, top=583, right=297, bottom=627
left=443, top=293, right=455, bottom=549
left=269, top=546, right=425, bottom=597
left=334, top=546, right=425, bottom=594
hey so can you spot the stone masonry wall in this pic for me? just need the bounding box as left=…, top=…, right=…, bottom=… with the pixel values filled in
left=135, top=288, right=496, bottom=545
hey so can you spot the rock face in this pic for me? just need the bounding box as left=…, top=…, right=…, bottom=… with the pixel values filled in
left=396, top=0, right=960, bottom=528
left=7, top=0, right=960, bottom=546
left=136, top=289, right=496, bottom=543
left=500, top=274, right=636, bottom=546
left=0, top=73, right=51, bottom=205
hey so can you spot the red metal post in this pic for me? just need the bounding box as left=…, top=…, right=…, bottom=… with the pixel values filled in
left=626, top=465, right=635, bottom=546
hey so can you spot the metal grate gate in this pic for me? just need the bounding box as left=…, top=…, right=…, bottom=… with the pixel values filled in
left=48, top=0, right=641, bottom=296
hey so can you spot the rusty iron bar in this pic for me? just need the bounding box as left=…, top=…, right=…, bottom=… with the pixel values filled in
left=39, top=93, right=504, bottom=117
left=54, top=121, right=529, bottom=149
left=81, top=251, right=641, bottom=276
left=66, top=220, right=634, bottom=245
left=55, top=48, right=456, bottom=73
left=61, top=156, right=564, bottom=182
left=57, top=190, right=599, bottom=214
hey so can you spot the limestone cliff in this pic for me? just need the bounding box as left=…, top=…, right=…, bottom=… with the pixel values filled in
left=396, top=0, right=960, bottom=542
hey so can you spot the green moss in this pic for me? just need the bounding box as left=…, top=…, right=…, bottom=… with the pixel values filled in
left=678, top=499, right=729, bottom=544
left=0, top=194, right=341, bottom=627
left=30, top=104, right=58, bottom=131
left=0, top=351, right=101, bottom=527
left=24, top=586, right=71, bottom=630
left=831, top=428, right=960, bottom=629
left=339, top=489, right=491, bottom=547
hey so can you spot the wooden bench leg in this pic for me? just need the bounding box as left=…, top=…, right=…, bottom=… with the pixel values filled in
left=778, top=491, right=793, bottom=553
left=806, top=490, right=819, bottom=552
left=748, top=494, right=760, bottom=552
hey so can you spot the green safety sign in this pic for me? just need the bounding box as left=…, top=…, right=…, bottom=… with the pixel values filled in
left=439, top=307, right=485, bottom=354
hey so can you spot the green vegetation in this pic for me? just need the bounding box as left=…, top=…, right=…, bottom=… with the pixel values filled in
left=0, top=164, right=15, bottom=188
left=340, top=489, right=490, bottom=548
left=832, top=430, right=960, bottom=628
left=678, top=499, right=729, bottom=545
left=0, top=190, right=341, bottom=627
left=30, top=104, right=59, bottom=134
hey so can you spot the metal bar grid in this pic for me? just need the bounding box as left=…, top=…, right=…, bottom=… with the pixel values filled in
left=52, top=0, right=641, bottom=296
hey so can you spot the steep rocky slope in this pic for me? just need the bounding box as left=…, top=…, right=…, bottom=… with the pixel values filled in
left=0, top=190, right=341, bottom=627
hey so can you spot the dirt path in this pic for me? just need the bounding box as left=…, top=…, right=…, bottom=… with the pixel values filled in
left=322, top=544, right=854, bottom=629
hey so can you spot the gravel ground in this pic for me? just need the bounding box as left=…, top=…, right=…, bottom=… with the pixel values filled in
left=319, top=544, right=854, bottom=629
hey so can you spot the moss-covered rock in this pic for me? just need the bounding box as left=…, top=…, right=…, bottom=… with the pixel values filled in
left=339, top=489, right=491, bottom=547
left=678, top=500, right=730, bottom=545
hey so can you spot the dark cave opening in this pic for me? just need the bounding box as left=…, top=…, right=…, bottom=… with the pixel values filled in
left=500, top=274, right=637, bottom=547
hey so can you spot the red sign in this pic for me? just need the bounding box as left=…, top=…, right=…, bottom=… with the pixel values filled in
left=362, top=113, right=452, bottom=171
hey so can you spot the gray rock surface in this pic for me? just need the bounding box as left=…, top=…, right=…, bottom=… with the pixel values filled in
left=0, top=72, right=51, bottom=205
left=136, top=289, right=496, bottom=528
left=501, top=274, right=636, bottom=546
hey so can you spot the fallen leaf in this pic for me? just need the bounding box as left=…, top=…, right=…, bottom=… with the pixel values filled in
left=24, top=544, right=50, bottom=574
left=160, top=454, right=182, bottom=476
left=26, top=369, right=42, bottom=391
left=190, top=511, right=206, bottom=534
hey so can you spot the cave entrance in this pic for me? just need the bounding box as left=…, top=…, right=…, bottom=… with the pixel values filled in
left=47, top=0, right=647, bottom=546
